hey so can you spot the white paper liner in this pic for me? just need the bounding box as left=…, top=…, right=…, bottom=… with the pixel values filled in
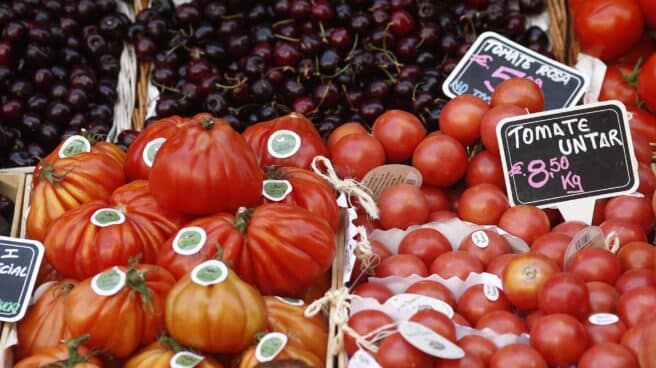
left=367, top=272, right=503, bottom=301
left=574, top=53, right=607, bottom=105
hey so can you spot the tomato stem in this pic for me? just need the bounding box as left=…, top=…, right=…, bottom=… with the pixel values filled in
left=265, top=165, right=283, bottom=180
left=126, top=265, right=157, bottom=316
left=158, top=335, right=186, bottom=353
left=622, top=57, right=643, bottom=87
left=43, top=335, right=94, bottom=368
left=234, top=207, right=253, bottom=234
left=201, top=117, right=215, bottom=130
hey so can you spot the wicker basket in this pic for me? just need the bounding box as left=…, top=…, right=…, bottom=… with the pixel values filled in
left=133, top=0, right=151, bottom=132
left=547, top=0, right=580, bottom=66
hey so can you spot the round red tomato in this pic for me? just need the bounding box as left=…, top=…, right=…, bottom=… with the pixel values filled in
left=475, top=310, right=527, bottom=335
left=583, top=313, right=627, bottom=344
left=617, top=286, right=656, bottom=328
left=552, top=221, right=587, bottom=237
left=429, top=210, right=459, bottom=222
left=458, top=184, right=509, bottom=225
left=587, top=281, right=619, bottom=313
left=480, top=104, right=527, bottom=156
left=599, top=64, right=638, bottom=106
left=638, top=0, right=656, bottom=27
left=600, top=218, right=648, bottom=246
left=439, top=94, right=489, bottom=146
left=530, top=232, right=572, bottom=268
left=631, top=130, right=652, bottom=164
left=617, top=241, right=655, bottom=271
left=372, top=110, right=426, bottom=162
left=465, top=150, right=506, bottom=190
left=617, top=33, right=656, bottom=66
left=537, top=272, right=590, bottom=319
left=398, top=228, right=452, bottom=268
left=574, top=0, right=644, bottom=62
left=498, top=205, right=551, bottom=245
left=638, top=162, right=656, bottom=198
left=628, top=107, right=656, bottom=142
left=605, top=195, right=655, bottom=232
left=458, top=335, right=496, bottom=364
left=491, top=78, right=544, bottom=112
left=412, top=134, right=468, bottom=188
left=350, top=240, right=393, bottom=283
left=486, top=253, right=518, bottom=279
left=375, top=333, right=434, bottom=368
left=616, top=269, right=656, bottom=294
left=622, top=325, right=647, bottom=358
left=579, top=342, right=638, bottom=368
left=530, top=313, right=589, bottom=366
left=376, top=254, right=429, bottom=278
left=150, top=114, right=263, bottom=215
left=410, top=309, right=457, bottom=342
left=568, top=247, right=622, bottom=285
left=638, top=54, right=656, bottom=112
left=459, top=229, right=511, bottom=268
left=502, top=253, right=559, bottom=310
left=429, top=251, right=483, bottom=281
left=327, top=122, right=367, bottom=153
left=405, top=280, right=456, bottom=307
left=330, top=133, right=385, bottom=180
left=242, top=112, right=328, bottom=169
left=345, top=310, right=394, bottom=356
left=489, top=344, right=547, bottom=368
left=421, top=186, right=450, bottom=212
left=378, top=184, right=430, bottom=230
left=352, top=282, right=394, bottom=304
left=457, top=284, right=512, bottom=325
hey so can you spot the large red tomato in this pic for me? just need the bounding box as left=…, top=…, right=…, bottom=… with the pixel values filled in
left=480, top=104, right=527, bottom=156
left=43, top=180, right=187, bottom=279
left=459, top=229, right=511, bottom=268
left=465, top=150, right=506, bottom=190
left=65, top=265, right=175, bottom=358
left=224, top=204, right=336, bottom=297
left=378, top=184, right=430, bottom=230
left=14, top=336, right=103, bottom=368
left=125, top=338, right=224, bottom=368
left=345, top=310, right=395, bottom=356
left=398, top=228, right=452, bottom=268
left=375, top=333, right=434, bottom=368
left=458, top=184, right=508, bottom=225
left=166, top=261, right=267, bottom=354
left=502, top=253, right=559, bottom=310
left=124, top=115, right=193, bottom=181
left=17, top=280, right=76, bottom=359
left=26, top=152, right=126, bottom=241
left=617, top=286, right=656, bottom=328
left=242, top=112, right=328, bottom=169
left=579, top=342, right=638, bottom=368
left=263, top=166, right=339, bottom=231
left=439, top=94, right=489, bottom=146
left=149, top=113, right=263, bottom=215
left=457, top=284, right=512, bottom=325
left=330, top=133, right=386, bottom=180
left=599, top=64, right=639, bottom=106
left=498, top=205, right=551, bottom=244
left=638, top=54, right=656, bottom=112
left=475, top=310, right=527, bottom=335
left=489, top=344, right=547, bottom=368
left=537, top=272, right=590, bottom=319
left=372, top=109, right=426, bottom=162
left=412, top=134, right=467, bottom=187
left=574, top=0, right=644, bottom=62
left=530, top=313, right=589, bottom=366
left=605, top=195, right=655, bottom=232
left=491, top=79, right=544, bottom=113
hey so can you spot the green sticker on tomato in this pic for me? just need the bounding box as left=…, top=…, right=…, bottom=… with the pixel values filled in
left=262, top=180, right=293, bottom=202
left=191, top=260, right=228, bottom=286
left=143, top=137, right=166, bottom=167
left=173, top=227, right=207, bottom=255
left=91, top=267, right=126, bottom=296
left=267, top=130, right=301, bottom=159
left=171, top=351, right=205, bottom=368
left=90, top=208, right=125, bottom=227
left=255, top=332, right=288, bottom=362
left=58, top=135, right=91, bottom=158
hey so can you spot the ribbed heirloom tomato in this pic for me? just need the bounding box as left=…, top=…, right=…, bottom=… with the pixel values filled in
left=125, top=338, right=224, bottom=368
left=238, top=337, right=323, bottom=368
left=149, top=113, right=263, bottom=215
left=14, top=336, right=103, bottom=368
left=43, top=180, right=187, bottom=279
left=64, top=265, right=175, bottom=358
left=26, top=151, right=126, bottom=241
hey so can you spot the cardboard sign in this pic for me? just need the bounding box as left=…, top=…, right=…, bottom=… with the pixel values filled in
left=443, top=32, right=587, bottom=110
left=0, top=236, right=43, bottom=322
left=496, top=101, right=639, bottom=223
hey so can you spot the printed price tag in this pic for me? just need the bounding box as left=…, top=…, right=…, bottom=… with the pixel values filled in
left=361, top=165, right=423, bottom=199
left=0, top=236, right=44, bottom=322
left=443, top=31, right=587, bottom=110
left=497, top=101, right=638, bottom=224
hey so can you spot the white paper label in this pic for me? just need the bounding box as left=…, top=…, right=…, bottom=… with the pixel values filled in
left=172, top=227, right=207, bottom=255
left=190, top=260, right=228, bottom=286
left=262, top=180, right=293, bottom=202
left=349, top=349, right=382, bottom=368
left=343, top=208, right=359, bottom=285
left=142, top=137, right=166, bottom=167
left=483, top=283, right=500, bottom=302
left=564, top=226, right=606, bottom=269
left=274, top=296, right=305, bottom=306
left=90, top=208, right=126, bottom=227
left=91, top=266, right=126, bottom=296
left=588, top=313, right=620, bottom=326
left=170, top=351, right=205, bottom=368
left=267, top=130, right=301, bottom=159
left=471, top=230, right=489, bottom=248
left=398, top=321, right=465, bottom=359
left=58, top=135, right=91, bottom=158
left=255, top=332, right=288, bottom=362
left=384, top=293, right=454, bottom=319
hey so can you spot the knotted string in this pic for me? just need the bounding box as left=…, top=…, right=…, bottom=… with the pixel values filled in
left=311, top=156, right=380, bottom=219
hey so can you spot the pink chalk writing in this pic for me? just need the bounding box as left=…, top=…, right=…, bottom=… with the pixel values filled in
left=508, top=155, right=583, bottom=194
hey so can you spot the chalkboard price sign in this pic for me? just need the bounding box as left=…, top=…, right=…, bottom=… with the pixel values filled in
left=496, top=101, right=638, bottom=210
left=442, top=32, right=588, bottom=110
left=0, top=236, right=44, bottom=322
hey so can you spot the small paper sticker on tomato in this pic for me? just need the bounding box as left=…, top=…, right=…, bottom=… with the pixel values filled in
left=170, top=351, right=205, bottom=368
left=191, top=260, right=228, bottom=286
left=471, top=230, right=490, bottom=248
left=255, top=332, right=288, bottom=363
left=361, top=164, right=423, bottom=199
left=58, top=135, right=91, bottom=158
left=173, top=227, right=207, bottom=255
left=267, top=130, right=301, bottom=159
left=142, top=137, right=167, bottom=167
left=90, top=208, right=126, bottom=227
left=563, top=226, right=606, bottom=269
left=349, top=349, right=382, bottom=368
left=384, top=293, right=454, bottom=319
left=588, top=313, right=620, bottom=326
left=274, top=296, right=304, bottom=306
left=91, top=266, right=126, bottom=296
left=262, top=180, right=293, bottom=202
left=483, top=283, right=500, bottom=302
left=399, top=320, right=465, bottom=359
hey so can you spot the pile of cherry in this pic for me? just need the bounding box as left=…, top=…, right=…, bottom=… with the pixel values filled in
left=130, top=0, right=549, bottom=137
left=331, top=78, right=656, bottom=367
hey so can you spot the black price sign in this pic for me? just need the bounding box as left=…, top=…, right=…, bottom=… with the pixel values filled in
left=443, top=32, right=588, bottom=110
left=0, top=236, right=43, bottom=322
left=496, top=101, right=638, bottom=209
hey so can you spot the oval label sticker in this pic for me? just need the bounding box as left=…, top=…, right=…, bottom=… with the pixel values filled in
left=384, top=293, right=454, bottom=319
left=142, top=137, right=167, bottom=167
left=91, top=267, right=126, bottom=296
left=483, top=283, right=500, bottom=302
left=255, top=332, right=288, bottom=363
left=58, top=135, right=91, bottom=158
left=170, top=351, right=205, bottom=368
left=90, top=208, right=126, bottom=227
left=274, top=296, right=304, bottom=306
left=398, top=320, right=465, bottom=359
left=361, top=164, right=423, bottom=199
left=191, top=260, right=228, bottom=286
left=588, top=313, right=620, bottom=326
left=173, top=227, right=207, bottom=255
left=262, top=180, right=293, bottom=202
left=471, top=230, right=490, bottom=248
left=267, top=130, right=301, bottom=159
